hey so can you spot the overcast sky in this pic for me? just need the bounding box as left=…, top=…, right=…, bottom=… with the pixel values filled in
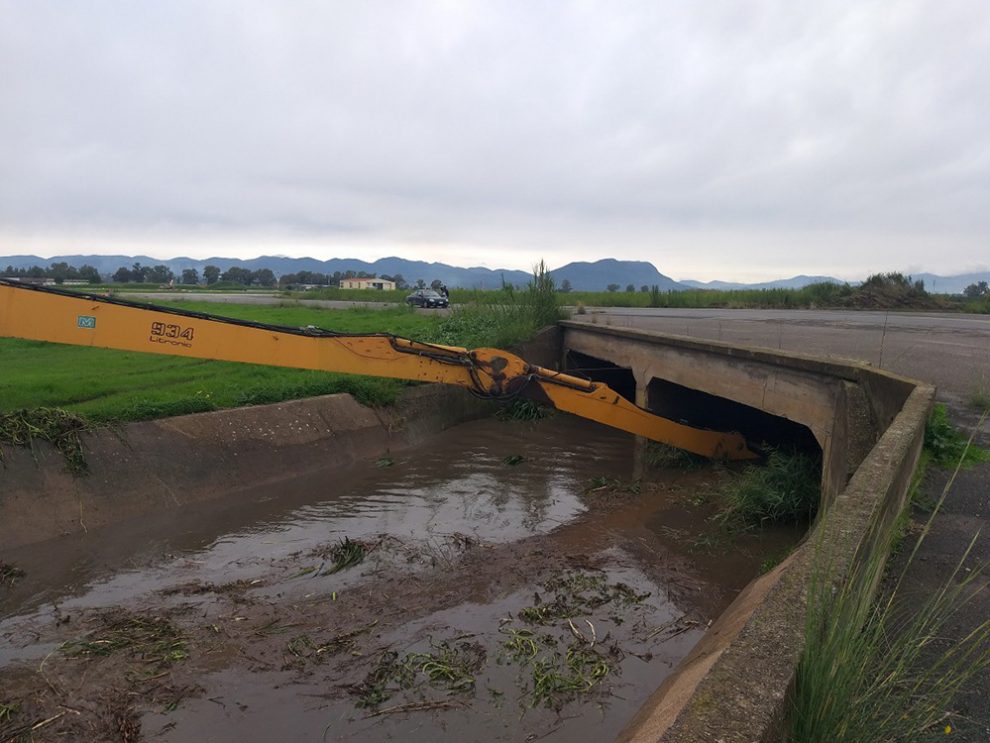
left=1, top=1, right=988, bottom=282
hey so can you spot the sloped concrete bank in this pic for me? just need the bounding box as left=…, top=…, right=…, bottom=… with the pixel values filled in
left=0, top=385, right=494, bottom=550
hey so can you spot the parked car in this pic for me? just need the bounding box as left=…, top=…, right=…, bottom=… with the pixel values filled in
left=405, top=289, right=449, bottom=308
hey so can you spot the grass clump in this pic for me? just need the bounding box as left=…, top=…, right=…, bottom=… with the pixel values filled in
left=0, top=562, right=26, bottom=588
left=60, top=610, right=188, bottom=670
left=966, top=386, right=990, bottom=413
left=789, top=414, right=990, bottom=741
left=924, top=403, right=989, bottom=468
left=306, top=536, right=370, bottom=577
left=0, top=407, right=92, bottom=475
left=715, top=449, right=820, bottom=528
left=644, top=441, right=708, bottom=470
left=495, top=399, right=553, bottom=422
left=428, top=261, right=565, bottom=349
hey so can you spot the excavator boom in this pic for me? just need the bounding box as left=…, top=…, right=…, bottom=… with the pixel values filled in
left=0, top=279, right=757, bottom=460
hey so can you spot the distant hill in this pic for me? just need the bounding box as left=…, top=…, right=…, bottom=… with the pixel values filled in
left=0, top=254, right=533, bottom=289
left=911, top=272, right=990, bottom=295
left=3, top=252, right=987, bottom=294
left=679, top=275, right=845, bottom=291
left=0, top=254, right=683, bottom=291
left=551, top=259, right=684, bottom=291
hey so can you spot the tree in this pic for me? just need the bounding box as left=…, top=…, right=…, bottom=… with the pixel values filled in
left=78, top=265, right=101, bottom=284
left=625, top=284, right=635, bottom=292
left=180, top=268, right=199, bottom=285
left=606, top=283, right=620, bottom=292
left=391, top=273, right=408, bottom=290
left=147, top=265, right=173, bottom=284
left=112, top=266, right=132, bottom=283
left=430, top=279, right=443, bottom=292
left=203, top=265, right=221, bottom=285
left=560, top=279, right=572, bottom=293
left=252, top=268, right=276, bottom=287
left=640, top=285, right=649, bottom=292
left=415, top=278, right=426, bottom=289
left=963, top=281, right=989, bottom=298
left=221, top=266, right=252, bottom=285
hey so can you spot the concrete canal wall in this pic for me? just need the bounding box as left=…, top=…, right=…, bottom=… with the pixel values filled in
left=0, top=386, right=494, bottom=550
left=556, top=323, right=932, bottom=742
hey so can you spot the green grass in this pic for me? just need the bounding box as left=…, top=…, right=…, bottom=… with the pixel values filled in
left=0, top=304, right=441, bottom=424
left=924, top=403, right=990, bottom=468
left=789, top=423, right=990, bottom=741
left=1, top=267, right=562, bottom=431
left=715, top=449, right=821, bottom=528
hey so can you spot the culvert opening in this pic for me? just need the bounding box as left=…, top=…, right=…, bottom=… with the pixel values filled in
left=647, top=377, right=821, bottom=457
left=564, top=350, right=636, bottom=403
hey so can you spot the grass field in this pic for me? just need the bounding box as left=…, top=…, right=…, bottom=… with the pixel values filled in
left=0, top=304, right=443, bottom=423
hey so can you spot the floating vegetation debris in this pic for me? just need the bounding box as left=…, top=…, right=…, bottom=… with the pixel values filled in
left=60, top=610, right=188, bottom=670
left=530, top=643, right=612, bottom=708
left=0, top=702, right=17, bottom=724
left=376, top=456, right=394, bottom=468
left=352, top=639, right=487, bottom=709
left=495, top=399, right=554, bottom=422
left=518, top=571, right=650, bottom=625
left=286, top=621, right=378, bottom=663
left=0, top=561, right=26, bottom=588
left=503, top=454, right=525, bottom=466
left=0, top=407, right=93, bottom=475
left=499, top=626, right=616, bottom=709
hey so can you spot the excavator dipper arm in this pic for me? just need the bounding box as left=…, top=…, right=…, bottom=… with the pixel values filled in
left=0, top=279, right=757, bottom=460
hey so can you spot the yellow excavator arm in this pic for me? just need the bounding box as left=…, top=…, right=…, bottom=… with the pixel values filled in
left=0, top=279, right=757, bottom=460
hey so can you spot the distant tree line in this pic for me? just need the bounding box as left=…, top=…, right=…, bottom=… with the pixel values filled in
left=278, top=271, right=409, bottom=290
left=2, top=262, right=101, bottom=284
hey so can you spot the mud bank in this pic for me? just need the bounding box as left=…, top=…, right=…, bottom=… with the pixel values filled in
left=0, top=386, right=493, bottom=550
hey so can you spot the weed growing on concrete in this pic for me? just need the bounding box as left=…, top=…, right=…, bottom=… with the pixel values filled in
left=715, top=449, right=820, bottom=528
left=925, top=403, right=989, bottom=467
left=789, top=415, right=990, bottom=742
left=0, top=407, right=92, bottom=475
left=966, top=384, right=990, bottom=413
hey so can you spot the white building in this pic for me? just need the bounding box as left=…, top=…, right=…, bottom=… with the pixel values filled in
left=339, top=278, right=396, bottom=291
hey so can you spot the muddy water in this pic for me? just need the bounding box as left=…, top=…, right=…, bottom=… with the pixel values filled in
left=1, top=416, right=802, bottom=742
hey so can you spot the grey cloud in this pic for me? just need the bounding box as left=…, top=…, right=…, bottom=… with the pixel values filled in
left=1, top=1, right=988, bottom=278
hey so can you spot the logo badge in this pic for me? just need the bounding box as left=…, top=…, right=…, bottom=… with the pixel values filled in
left=77, top=315, right=97, bottom=329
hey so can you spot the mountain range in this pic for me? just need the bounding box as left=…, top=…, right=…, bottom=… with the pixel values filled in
left=1, top=253, right=987, bottom=294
